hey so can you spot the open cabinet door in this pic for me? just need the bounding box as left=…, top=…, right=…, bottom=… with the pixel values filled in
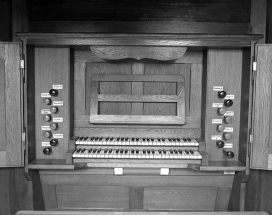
left=251, top=44, right=272, bottom=170
left=0, top=42, right=24, bottom=167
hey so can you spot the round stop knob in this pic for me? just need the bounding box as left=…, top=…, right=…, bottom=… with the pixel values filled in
left=50, top=139, right=58, bottom=146
left=224, top=99, right=233, bottom=107
left=43, top=147, right=52, bottom=155
left=218, top=91, right=227, bottom=98
left=43, top=114, right=51, bottom=122
left=43, top=131, right=52, bottom=138
left=217, top=108, right=226, bottom=115
left=50, top=123, right=58, bottom=130
left=223, top=132, right=232, bottom=140
left=50, top=106, right=58, bottom=114
left=43, top=98, right=51, bottom=105
left=49, top=89, right=58, bottom=97
left=224, top=116, right=232, bottom=124
left=217, top=141, right=225, bottom=148
left=226, top=151, right=235, bottom=159
left=217, top=124, right=225, bottom=132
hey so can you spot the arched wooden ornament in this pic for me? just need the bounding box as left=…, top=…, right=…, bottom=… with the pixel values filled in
left=90, top=46, right=187, bottom=61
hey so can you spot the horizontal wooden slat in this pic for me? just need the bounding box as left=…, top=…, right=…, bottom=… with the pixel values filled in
left=40, top=174, right=234, bottom=187
left=98, top=94, right=178, bottom=103
left=16, top=33, right=263, bottom=47
left=73, top=127, right=201, bottom=138
left=75, top=114, right=201, bottom=128
left=75, top=50, right=203, bottom=64
left=29, top=21, right=251, bottom=34
left=89, top=115, right=185, bottom=125
left=91, top=74, right=184, bottom=82
left=90, top=46, right=187, bottom=60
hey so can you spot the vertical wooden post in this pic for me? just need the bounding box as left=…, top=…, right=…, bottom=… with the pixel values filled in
left=250, top=0, right=267, bottom=44
left=12, top=0, right=28, bottom=41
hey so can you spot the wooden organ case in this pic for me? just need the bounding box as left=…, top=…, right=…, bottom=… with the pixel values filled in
left=2, top=33, right=272, bottom=212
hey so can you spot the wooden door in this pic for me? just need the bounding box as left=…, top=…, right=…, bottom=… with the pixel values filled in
left=0, top=42, right=24, bottom=167
left=251, top=44, right=272, bottom=169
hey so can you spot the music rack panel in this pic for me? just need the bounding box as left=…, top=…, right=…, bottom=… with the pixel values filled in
left=89, top=74, right=185, bottom=125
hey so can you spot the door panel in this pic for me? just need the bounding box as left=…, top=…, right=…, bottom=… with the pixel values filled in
left=0, top=42, right=23, bottom=167
left=251, top=44, right=272, bottom=169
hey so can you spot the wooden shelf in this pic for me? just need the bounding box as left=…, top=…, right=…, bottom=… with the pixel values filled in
left=28, top=159, right=76, bottom=170
left=16, top=33, right=263, bottom=47
left=188, top=161, right=246, bottom=172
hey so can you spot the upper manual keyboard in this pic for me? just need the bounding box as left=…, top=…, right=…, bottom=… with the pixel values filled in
left=75, top=137, right=199, bottom=146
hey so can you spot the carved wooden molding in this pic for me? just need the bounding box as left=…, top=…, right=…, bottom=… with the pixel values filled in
left=90, top=46, right=187, bottom=60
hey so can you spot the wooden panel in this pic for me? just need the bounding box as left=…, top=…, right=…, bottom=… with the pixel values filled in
left=17, top=33, right=262, bottom=47
left=85, top=63, right=132, bottom=115
left=214, top=187, right=232, bottom=211
left=98, top=94, right=178, bottom=102
left=0, top=44, right=6, bottom=152
left=90, top=46, right=187, bottom=60
left=35, top=48, right=71, bottom=159
left=251, top=45, right=272, bottom=169
left=42, top=184, right=58, bottom=210
left=0, top=0, right=11, bottom=41
left=29, top=21, right=251, bottom=35
left=73, top=127, right=201, bottom=138
left=131, top=63, right=144, bottom=115
left=75, top=50, right=203, bottom=64
left=12, top=0, right=28, bottom=41
left=144, top=186, right=217, bottom=210
left=190, top=64, right=203, bottom=116
left=28, top=0, right=250, bottom=22
left=91, top=74, right=185, bottom=82
left=144, top=64, right=190, bottom=117
left=250, top=0, right=267, bottom=43
left=129, top=187, right=144, bottom=209
left=5, top=43, right=23, bottom=166
left=0, top=43, right=23, bottom=167
left=205, top=49, right=242, bottom=161
left=56, top=185, right=129, bottom=209
left=40, top=173, right=233, bottom=188
left=89, top=115, right=185, bottom=125
left=0, top=168, right=11, bottom=215
left=74, top=63, right=86, bottom=115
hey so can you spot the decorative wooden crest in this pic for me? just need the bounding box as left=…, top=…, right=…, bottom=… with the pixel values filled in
left=90, top=46, right=187, bottom=61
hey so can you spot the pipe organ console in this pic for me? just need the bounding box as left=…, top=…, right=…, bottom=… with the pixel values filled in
left=2, top=33, right=272, bottom=212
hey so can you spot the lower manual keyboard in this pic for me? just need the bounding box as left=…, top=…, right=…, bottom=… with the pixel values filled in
left=73, top=148, right=202, bottom=159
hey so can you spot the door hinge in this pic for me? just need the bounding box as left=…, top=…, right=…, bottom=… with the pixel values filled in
left=253, top=61, right=257, bottom=72
left=22, top=127, right=26, bottom=153
left=20, top=59, right=25, bottom=69
left=252, top=61, right=257, bottom=86
left=248, top=131, right=253, bottom=157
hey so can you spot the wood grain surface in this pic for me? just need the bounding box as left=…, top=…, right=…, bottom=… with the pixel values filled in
left=56, top=185, right=130, bottom=209
left=35, top=47, right=71, bottom=159
left=143, top=186, right=217, bottom=210
left=29, top=21, right=251, bottom=35
left=16, top=33, right=262, bottom=47
left=251, top=45, right=272, bottom=169
left=0, top=43, right=23, bottom=166
left=90, top=46, right=187, bottom=60
left=205, top=49, right=242, bottom=161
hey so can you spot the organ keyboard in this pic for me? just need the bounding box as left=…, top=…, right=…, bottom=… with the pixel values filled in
left=71, top=137, right=208, bottom=167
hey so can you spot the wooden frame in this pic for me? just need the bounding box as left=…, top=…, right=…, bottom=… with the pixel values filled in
left=89, top=74, right=185, bottom=125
